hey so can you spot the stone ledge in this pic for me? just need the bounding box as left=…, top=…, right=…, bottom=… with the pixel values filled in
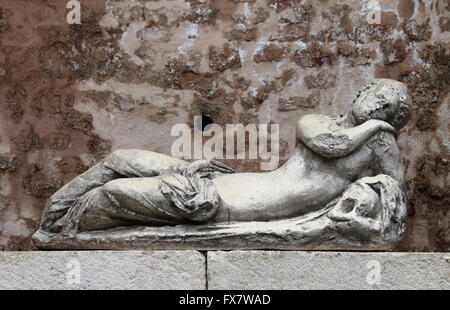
left=0, top=251, right=448, bottom=290
left=208, top=251, right=450, bottom=290
left=0, top=251, right=206, bottom=290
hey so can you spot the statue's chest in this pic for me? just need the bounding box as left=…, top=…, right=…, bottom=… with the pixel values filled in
left=335, top=144, right=375, bottom=180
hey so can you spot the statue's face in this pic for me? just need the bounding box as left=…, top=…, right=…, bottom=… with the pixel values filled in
left=352, top=83, right=401, bottom=125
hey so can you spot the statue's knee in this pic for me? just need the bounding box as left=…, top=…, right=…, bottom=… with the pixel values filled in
left=108, top=149, right=129, bottom=161
left=101, top=179, right=122, bottom=197
left=103, top=149, right=135, bottom=167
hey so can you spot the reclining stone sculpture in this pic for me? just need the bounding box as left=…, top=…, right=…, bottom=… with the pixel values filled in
left=32, top=78, right=413, bottom=250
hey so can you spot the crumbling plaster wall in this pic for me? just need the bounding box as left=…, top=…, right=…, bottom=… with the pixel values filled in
left=0, top=0, right=448, bottom=251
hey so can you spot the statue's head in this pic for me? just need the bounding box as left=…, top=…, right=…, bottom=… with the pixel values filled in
left=351, top=79, right=413, bottom=130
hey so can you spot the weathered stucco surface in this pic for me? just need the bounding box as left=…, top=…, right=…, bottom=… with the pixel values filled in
left=0, top=0, right=448, bottom=251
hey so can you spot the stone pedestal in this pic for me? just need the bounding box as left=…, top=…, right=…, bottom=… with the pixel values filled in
left=208, top=251, right=450, bottom=290
left=0, top=251, right=448, bottom=290
left=0, top=251, right=206, bottom=290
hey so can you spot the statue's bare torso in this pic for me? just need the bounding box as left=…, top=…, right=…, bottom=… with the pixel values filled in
left=213, top=138, right=375, bottom=223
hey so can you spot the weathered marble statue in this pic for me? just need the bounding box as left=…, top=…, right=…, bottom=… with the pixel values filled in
left=33, top=79, right=413, bottom=250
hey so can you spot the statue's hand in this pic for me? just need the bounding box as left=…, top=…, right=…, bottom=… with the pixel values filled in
left=366, top=119, right=396, bottom=135
left=184, top=160, right=235, bottom=179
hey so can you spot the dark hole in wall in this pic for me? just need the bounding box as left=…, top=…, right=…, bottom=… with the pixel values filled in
left=196, top=114, right=214, bottom=131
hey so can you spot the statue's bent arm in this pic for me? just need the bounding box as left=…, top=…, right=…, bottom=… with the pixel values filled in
left=368, top=131, right=406, bottom=191
left=296, top=115, right=396, bottom=158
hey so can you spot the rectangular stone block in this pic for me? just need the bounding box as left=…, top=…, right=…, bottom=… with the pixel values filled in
left=0, top=251, right=206, bottom=290
left=208, top=251, right=450, bottom=290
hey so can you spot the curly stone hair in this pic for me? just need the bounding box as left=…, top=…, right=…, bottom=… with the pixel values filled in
left=353, top=79, right=413, bottom=130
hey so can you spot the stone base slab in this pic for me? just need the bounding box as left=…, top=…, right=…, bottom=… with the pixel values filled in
left=0, top=251, right=205, bottom=290
left=0, top=251, right=448, bottom=290
left=208, top=251, right=450, bottom=290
